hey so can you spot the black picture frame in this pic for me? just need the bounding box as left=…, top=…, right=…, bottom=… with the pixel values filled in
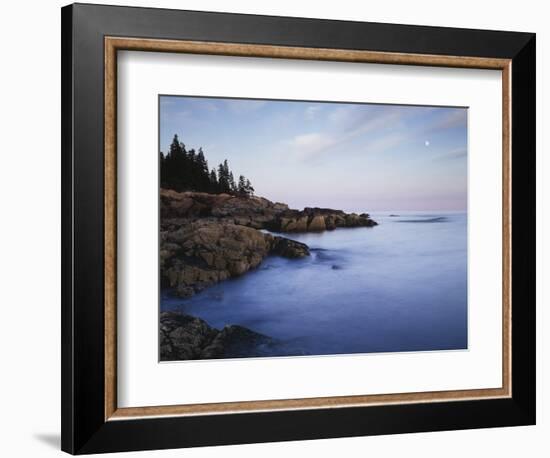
left=61, top=3, right=536, bottom=454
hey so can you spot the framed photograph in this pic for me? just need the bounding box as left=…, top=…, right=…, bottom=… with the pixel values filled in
left=61, top=3, right=536, bottom=454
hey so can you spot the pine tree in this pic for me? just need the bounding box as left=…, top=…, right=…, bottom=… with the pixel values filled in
left=160, top=151, right=166, bottom=187
left=238, top=175, right=246, bottom=195
left=223, top=159, right=230, bottom=178
left=168, top=134, right=183, bottom=158
left=209, top=168, right=218, bottom=184
left=197, top=148, right=208, bottom=174
left=165, top=135, right=187, bottom=191
left=228, top=171, right=236, bottom=193
left=245, top=178, right=254, bottom=196
left=209, top=168, right=218, bottom=192
left=217, top=161, right=229, bottom=193
left=160, top=134, right=255, bottom=196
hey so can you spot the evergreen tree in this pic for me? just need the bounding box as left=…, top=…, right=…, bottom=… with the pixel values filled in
left=164, top=135, right=187, bottom=191
left=223, top=159, right=230, bottom=178
left=160, top=134, right=255, bottom=196
left=244, top=178, right=254, bottom=196
left=217, top=161, right=229, bottom=193
left=197, top=148, right=208, bottom=172
left=228, top=171, right=236, bottom=193
left=195, top=148, right=211, bottom=191
left=169, top=134, right=183, bottom=158
left=209, top=168, right=218, bottom=191
left=160, top=151, right=166, bottom=187
left=237, top=175, right=246, bottom=195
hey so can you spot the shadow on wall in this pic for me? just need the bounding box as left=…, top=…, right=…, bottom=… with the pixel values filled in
left=33, top=433, right=60, bottom=450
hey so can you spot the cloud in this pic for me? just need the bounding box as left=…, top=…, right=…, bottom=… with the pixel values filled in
left=327, top=105, right=356, bottom=125
left=289, top=129, right=408, bottom=162
left=289, top=133, right=339, bottom=159
left=432, top=147, right=468, bottom=161
left=364, top=133, right=408, bottom=155
left=305, top=105, right=322, bottom=120
left=329, top=104, right=418, bottom=139
left=288, top=105, right=410, bottom=161
left=224, top=99, right=267, bottom=114
left=427, top=109, right=467, bottom=132
left=160, top=98, right=176, bottom=107
left=201, top=101, right=220, bottom=113
left=160, top=109, right=193, bottom=131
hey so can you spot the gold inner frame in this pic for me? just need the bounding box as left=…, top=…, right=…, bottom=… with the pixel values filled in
left=104, top=37, right=512, bottom=421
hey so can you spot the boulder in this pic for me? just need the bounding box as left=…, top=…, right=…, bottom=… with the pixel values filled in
left=271, top=237, right=310, bottom=258
left=160, top=311, right=275, bottom=360
left=161, top=219, right=309, bottom=296
left=268, top=206, right=376, bottom=232
left=307, top=215, right=326, bottom=231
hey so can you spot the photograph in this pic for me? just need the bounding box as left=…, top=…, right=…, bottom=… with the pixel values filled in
left=159, top=96, right=468, bottom=361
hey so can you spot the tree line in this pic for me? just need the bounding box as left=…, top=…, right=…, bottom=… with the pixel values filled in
left=160, top=134, right=255, bottom=197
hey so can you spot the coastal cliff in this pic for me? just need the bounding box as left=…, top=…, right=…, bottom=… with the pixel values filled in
left=160, top=189, right=377, bottom=297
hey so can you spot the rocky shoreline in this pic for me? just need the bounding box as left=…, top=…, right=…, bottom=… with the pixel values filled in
left=160, top=311, right=276, bottom=360
left=161, top=189, right=377, bottom=298
left=159, top=190, right=377, bottom=361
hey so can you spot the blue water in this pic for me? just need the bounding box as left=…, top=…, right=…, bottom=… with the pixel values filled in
left=161, top=212, right=467, bottom=357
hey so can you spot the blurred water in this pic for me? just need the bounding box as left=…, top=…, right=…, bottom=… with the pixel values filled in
left=161, top=212, right=467, bottom=357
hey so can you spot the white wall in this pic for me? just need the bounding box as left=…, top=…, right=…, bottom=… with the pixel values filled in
left=0, top=1, right=545, bottom=456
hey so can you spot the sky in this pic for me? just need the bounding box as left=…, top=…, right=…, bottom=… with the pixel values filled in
left=160, top=95, right=467, bottom=212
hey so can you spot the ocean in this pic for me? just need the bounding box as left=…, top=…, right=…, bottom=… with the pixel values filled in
left=161, top=211, right=468, bottom=357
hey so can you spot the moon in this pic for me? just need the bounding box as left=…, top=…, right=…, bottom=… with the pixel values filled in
left=425, top=140, right=430, bottom=147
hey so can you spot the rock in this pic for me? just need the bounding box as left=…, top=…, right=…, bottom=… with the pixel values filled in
left=268, top=206, right=376, bottom=232
left=160, top=311, right=219, bottom=360
left=228, top=260, right=248, bottom=276
left=161, top=219, right=309, bottom=296
left=307, top=215, right=326, bottom=231
left=160, top=311, right=275, bottom=360
left=295, top=216, right=309, bottom=231
left=271, top=237, right=310, bottom=258
left=324, top=215, right=336, bottom=230
left=160, top=189, right=230, bottom=218
left=208, top=325, right=274, bottom=359
left=159, top=189, right=377, bottom=297
left=279, top=217, right=295, bottom=231
left=160, top=190, right=377, bottom=232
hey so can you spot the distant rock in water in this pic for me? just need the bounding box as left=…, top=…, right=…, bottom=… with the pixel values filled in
left=160, top=311, right=276, bottom=360
left=268, top=207, right=377, bottom=232
left=160, top=189, right=377, bottom=297
left=271, top=236, right=310, bottom=258
left=397, top=216, right=448, bottom=223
